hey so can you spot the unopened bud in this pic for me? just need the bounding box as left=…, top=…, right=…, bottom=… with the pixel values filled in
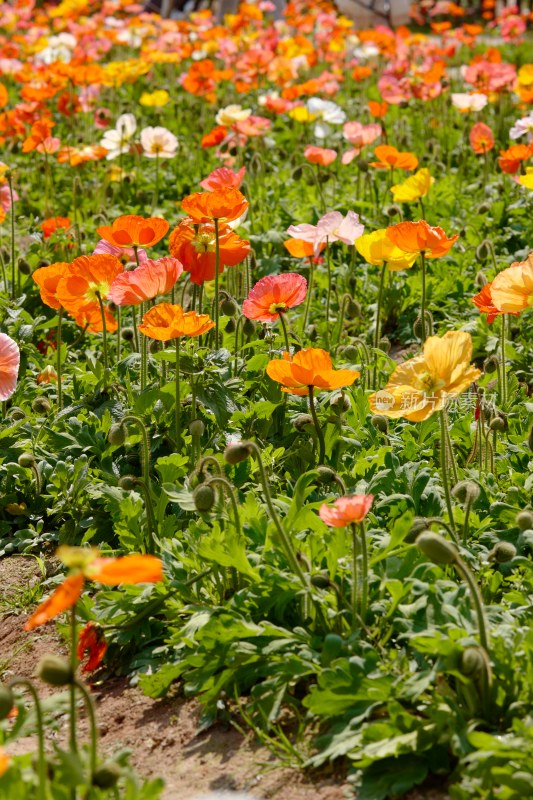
left=193, top=484, right=216, bottom=512
left=329, top=392, right=350, bottom=413
left=118, top=475, right=137, bottom=490
left=477, top=202, right=491, bottom=214
left=224, top=441, right=253, bottom=465
left=293, top=413, right=313, bottom=431
left=8, top=407, right=26, bottom=421
left=31, top=397, right=51, bottom=414
left=516, top=510, right=533, bottom=531
left=38, top=655, right=73, bottom=686
left=378, top=336, right=391, bottom=353
left=121, top=327, right=134, bottom=341
left=416, top=531, right=457, bottom=565
left=189, top=419, right=205, bottom=437
left=18, top=258, right=31, bottom=275
left=475, top=270, right=488, bottom=288
left=221, top=297, right=239, bottom=317
left=342, top=345, right=360, bottom=362
left=345, top=297, right=360, bottom=319
left=384, top=204, right=401, bottom=218
left=460, top=647, right=486, bottom=678
left=149, top=340, right=160, bottom=354
left=108, top=423, right=126, bottom=446
left=489, top=416, right=506, bottom=432
left=483, top=355, right=499, bottom=374
left=18, top=452, right=36, bottom=468
left=371, top=414, right=388, bottom=433
left=451, top=480, right=480, bottom=504
left=316, top=465, right=337, bottom=485
left=413, top=311, right=434, bottom=340
left=476, top=240, right=491, bottom=263
left=488, top=541, right=516, bottom=563
left=242, top=318, right=256, bottom=337
left=92, top=762, right=122, bottom=789
left=225, top=317, right=236, bottom=333
left=311, top=572, right=331, bottom=589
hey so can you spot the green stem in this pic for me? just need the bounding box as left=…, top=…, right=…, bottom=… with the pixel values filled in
left=302, top=257, right=315, bottom=334
left=419, top=250, right=427, bottom=341
left=278, top=311, right=291, bottom=353
left=214, top=217, right=221, bottom=349
left=175, top=337, right=181, bottom=448
left=500, top=314, right=507, bottom=407
left=116, top=305, right=122, bottom=361
left=454, top=559, right=490, bottom=655
left=56, top=307, right=63, bottom=411
left=207, top=477, right=242, bottom=539
left=74, top=680, right=98, bottom=781
left=325, top=238, right=331, bottom=348
left=308, top=385, right=326, bottom=466
left=350, top=523, right=358, bottom=631
left=140, top=301, right=147, bottom=390
left=8, top=173, right=16, bottom=301
left=359, top=520, right=369, bottom=624
left=444, top=406, right=459, bottom=485
left=95, top=292, right=108, bottom=376
left=9, top=679, right=47, bottom=800
left=373, top=263, right=387, bottom=388
left=439, top=410, right=456, bottom=536
left=70, top=605, right=78, bottom=755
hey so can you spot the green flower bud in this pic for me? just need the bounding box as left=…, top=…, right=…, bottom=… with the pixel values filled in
left=384, top=204, right=401, bottom=218
left=293, top=413, right=313, bottom=431
left=18, top=258, right=31, bottom=276
left=38, top=655, right=73, bottom=687
left=416, top=531, right=458, bottom=565
left=193, top=484, right=216, bottom=512
left=488, top=541, right=517, bottom=564
left=476, top=202, right=491, bottom=215
left=475, top=270, right=488, bottom=288
left=329, top=392, right=350, bottom=413
left=108, top=423, right=126, bottom=446
left=224, top=442, right=253, bottom=465
left=316, top=465, right=337, bottom=485
left=8, top=407, right=26, bottom=421
left=460, top=646, right=486, bottom=678
left=149, top=339, right=160, bottom=354
left=483, top=355, right=499, bottom=374
left=0, top=684, right=14, bottom=719
left=476, top=240, right=491, bottom=263
left=358, top=158, right=369, bottom=173
left=378, top=336, right=391, bottom=353
left=489, top=416, right=506, bottom=432
left=342, top=345, right=360, bottom=362
left=92, top=762, right=122, bottom=789
left=311, top=572, right=331, bottom=589
left=118, top=475, right=138, bottom=490
left=242, top=318, right=256, bottom=337
left=31, top=397, right=51, bottom=414
left=516, top=510, right=533, bottom=531
left=189, top=419, right=205, bottom=437
left=451, top=480, right=480, bottom=505
left=225, top=317, right=236, bottom=334
left=121, top=327, right=134, bottom=341
left=371, top=414, right=388, bottom=433
left=221, top=297, right=239, bottom=317
left=413, top=311, right=434, bottom=340
left=18, top=452, right=36, bottom=468
left=345, top=298, right=361, bottom=319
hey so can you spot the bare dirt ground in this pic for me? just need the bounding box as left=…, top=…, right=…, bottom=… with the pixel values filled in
left=0, top=557, right=449, bottom=800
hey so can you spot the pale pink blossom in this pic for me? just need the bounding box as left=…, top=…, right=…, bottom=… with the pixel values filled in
left=287, top=211, right=364, bottom=256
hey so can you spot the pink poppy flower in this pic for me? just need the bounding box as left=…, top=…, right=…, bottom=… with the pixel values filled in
left=93, top=239, right=148, bottom=264
left=304, top=146, right=337, bottom=166
left=242, top=273, right=307, bottom=322
left=319, top=495, right=374, bottom=528
left=108, top=257, right=183, bottom=306
left=234, top=115, right=271, bottom=137
left=287, top=211, right=364, bottom=256
left=200, top=166, right=246, bottom=191
left=0, top=332, right=20, bottom=401
left=342, top=121, right=382, bottom=165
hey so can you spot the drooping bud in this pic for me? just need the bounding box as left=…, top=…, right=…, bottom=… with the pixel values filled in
left=416, top=531, right=457, bottom=565
left=476, top=240, right=491, bottom=263
left=38, top=655, right=73, bottom=686
left=189, top=419, right=205, bottom=437
left=18, top=258, right=31, bottom=275
left=342, top=345, right=360, bottom=362
left=329, top=392, right=350, bottom=414
left=384, top=204, right=401, bottom=218
left=92, top=762, right=122, bottom=788
left=8, top=407, right=26, bottom=421
left=224, top=442, right=253, bottom=465
left=516, top=510, right=533, bottom=531
left=311, top=572, right=331, bottom=589
left=489, top=416, right=507, bottom=432
left=108, top=423, right=126, bottom=446
left=221, top=297, right=239, bottom=317
left=488, top=541, right=516, bottom=564
left=193, top=484, right=216, bottom=512
left=225, top=318, right=236, bottom=333
left=121, top=327, right=134, bottom=341
left=413, top=311, right=434, bottom=340
left=451, top=480, right=480, bottom=505
left=31, top=397, right=51, bottom=414
left=483, top=355, right=499, bottom=374
left=316, top=466, right=337, bottom=485
left=459, top=647, right=486, bottom=678
left=118, top=475, right=138, bottom=490
left=293, top=414, right=313, bottom=431
left=371, top=414, right=388, bottom=433
left=475, top=270, right=488, bottom=288
left=242, top=318, right=256, bottom=337
left=18, top=452, right=36, bottom=468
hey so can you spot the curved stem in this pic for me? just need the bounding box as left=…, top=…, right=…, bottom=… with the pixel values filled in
left=56, top=308, right=63, bottom=411
left=454, top=558, right=490, bottom=656
left=207, top=477, right=242, bottom=539
left=439, top=410, right=456, bottom=536
left=74, top=680, right=98, bottom=781
left=9, top=679, right=47, bottom=800
left=308, top=385, right=326, bottom=466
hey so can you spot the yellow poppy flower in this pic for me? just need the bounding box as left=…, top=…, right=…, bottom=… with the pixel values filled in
left=139, top=90, right=171, bottom=108
left=369, top=331, right=481, bottom=422
left=390, top=168, right=435, bottom=203
left=288, top=106, right=317, bottom=123
left=491, top=253, right=533, bottom=313
left=355, top=229, right=418, bottom=271
left=517, top=167, right=533, bottom=190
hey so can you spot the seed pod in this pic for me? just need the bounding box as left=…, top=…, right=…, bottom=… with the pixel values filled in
left=488, top=541, right=516, bottom=563
left=451, top=480, right=480, bottom=504
left=38, top=655, right=73, bottom=686
left=92, top=762, right=122, bottom=789
left=293, top=413, right=313, bottom=431
left=193, top=484, right=215, bottom=512
left=221, top=297, right=239, bottom=317
left=416, top=531, right=457, bottom=565
left=224, top=442, right=253, bottom=465
left=0, top=684, right=14, bottom=719
left=31, top=397, right=51, bottom=414
left=371, top=414, right=388, bottom=433
left=18, top=452, right=36, bottom=468
left=118, top=475, right=138, bottom=490
left=108, top=423, right=126, bottom=446
left=189, top=419, right=205, bottom=437
left=516, top=510, right=533, bottom=531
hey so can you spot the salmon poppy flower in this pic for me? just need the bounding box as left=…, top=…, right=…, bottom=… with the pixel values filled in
left=242, top=274, right=307, bottom=322
left=0, top=332, right=20, bottom=401
left=77, top=622, right=107, bottom=673
left=200, top=166, right=246, bottom=191
left=304, top=145, right=337, bottom=166
left=96, top=215, right=169, bottom=249
left=319, top=495, right=374, bottom=528
left=472, top=282, right=520, bottom=323
left=181, top=188, right=248, bottom=223
left=355, top=229, right=417, bottom=271
left=108, top=257, right=183, bottom=306
left=40, top=216, right=70, bottom=239
left=56, top=254, right=123, bottom=314
left=287, top=211, right=364, bottom=257
left=25, top=546, right=163, bottom=630
left=370, top=144, right=419, bottom=171
left=266, top=348, right=359, bottom=396
left=33, top=262, right=69, bottom=309
left=169, top=217, right=250, bottom=285
left=386, top=221, right=459, bottom=259
left=283, top=238, right=325, bottom=259
left=490, top=253, right=533, bottom=313
left=369, top=331, right=481, bottom=422
left=93, top=239, right=148, bottom=264
left=390, top=168, right=435, bottom=203
left=139, top=303, right=215, bottom=341
left=469, top=122, right=495, bottom=154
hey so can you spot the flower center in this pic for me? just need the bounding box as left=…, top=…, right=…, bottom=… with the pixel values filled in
left=85, top=280, right=110, bottom=302
left=193, top=231, right=216, bottom=253
left=269, top=302, right=287, bottom=314
left=419, top=371, right=446, bottom=394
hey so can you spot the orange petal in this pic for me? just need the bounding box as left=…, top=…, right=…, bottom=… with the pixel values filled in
left=87, top=555, right=164, bottom=585
left=24, top=573, right=84, bottom=630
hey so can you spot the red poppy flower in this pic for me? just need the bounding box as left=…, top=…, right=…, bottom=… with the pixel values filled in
left=386, top=221, right=459, bottom=259
left=96, top=215, right=169, bottom=249
left=41, top=217, right=71, bottom=239
left=472, top=282, right=519, bottom=324
left=77, top=622, right=107, bottom=673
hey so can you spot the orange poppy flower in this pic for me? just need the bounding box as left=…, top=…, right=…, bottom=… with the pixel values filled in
left=25, top=547, right=163, bottom=631
left=319, top=494, right=373, bottom=527
left=266, top=348, right=360, bottom=396
left=283, top=238, right=325, bottom=258
left=368, top=100, right=388, bottom=118
left=304, top=145, right=337, bottom=166
left=72, top=302, right=118, bottom=334
left=33, top=262, right=69, bottom=309
left=497, top=143, right=533, bottom=174
left=370, top=145, right=419, bottom=171
left=201, top=125, right=228, bottom=148
left=169, top=217, right=250, bottom=285
left=469, top=122, right=494, bottom=154
left=490, top=253, right=533, bottom=313
left=472, top=282, right=520, bottom=323
left=40, top=216, right=70, bottom=239
left=21, top=119, right=55, bottom=153
left=352, top=66, right=372, bottom=81
left=56, top=254, right=123, bottom=315
left=108, top=257, right=183, bottom=306
left=96, top=215, right=169, bottom=249
left=242, top=273, right=307, bottom=322
left=386, top=221, right=459, bottom=259
left=182, top=188, right=248, bottom=223
left=138, top=303, right=215, bottom=341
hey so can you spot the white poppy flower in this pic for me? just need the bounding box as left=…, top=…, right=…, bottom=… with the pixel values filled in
left=451, top=93, right=488, bottom=112
left=215, top=105, right=252, bottom=126
left=100, top=113, right=137, bottom=160
left=307, top=97, right=346, bottom=125
left=140, top=126, right=178, bottom=159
